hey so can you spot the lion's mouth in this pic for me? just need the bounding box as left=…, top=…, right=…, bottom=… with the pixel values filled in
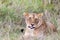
left=28, top=26, right=35, bottom=29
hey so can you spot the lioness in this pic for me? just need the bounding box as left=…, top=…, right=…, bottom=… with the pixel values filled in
left=23, top=12, right=57, bottom=40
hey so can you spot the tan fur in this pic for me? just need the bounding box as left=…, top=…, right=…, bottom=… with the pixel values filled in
left=23, top=12, right=57, bottom=40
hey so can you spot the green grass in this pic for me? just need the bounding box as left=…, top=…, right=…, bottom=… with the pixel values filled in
left=0, top=0, right=60, bottom=40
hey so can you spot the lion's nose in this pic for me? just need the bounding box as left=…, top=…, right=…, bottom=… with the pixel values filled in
left=31, top=24, right=34, bottom=26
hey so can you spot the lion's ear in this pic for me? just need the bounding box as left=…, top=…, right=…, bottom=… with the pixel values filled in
left=23, top=12, right=29, bottom=17
left=38, top=13, right=43, bottom=17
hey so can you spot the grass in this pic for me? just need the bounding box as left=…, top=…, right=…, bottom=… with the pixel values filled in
left=0, top=0, right=60, bottom=40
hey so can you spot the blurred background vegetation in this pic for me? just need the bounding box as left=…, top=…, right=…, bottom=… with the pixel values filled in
left=0, top=0, right=60, bottom=40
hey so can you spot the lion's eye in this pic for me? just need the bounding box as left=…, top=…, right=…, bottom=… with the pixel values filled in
left=35, top=18, right=38, bottom=21
left=35, top=18, right=39, bottom=23
left=29, top=17, right=31, bottom=19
